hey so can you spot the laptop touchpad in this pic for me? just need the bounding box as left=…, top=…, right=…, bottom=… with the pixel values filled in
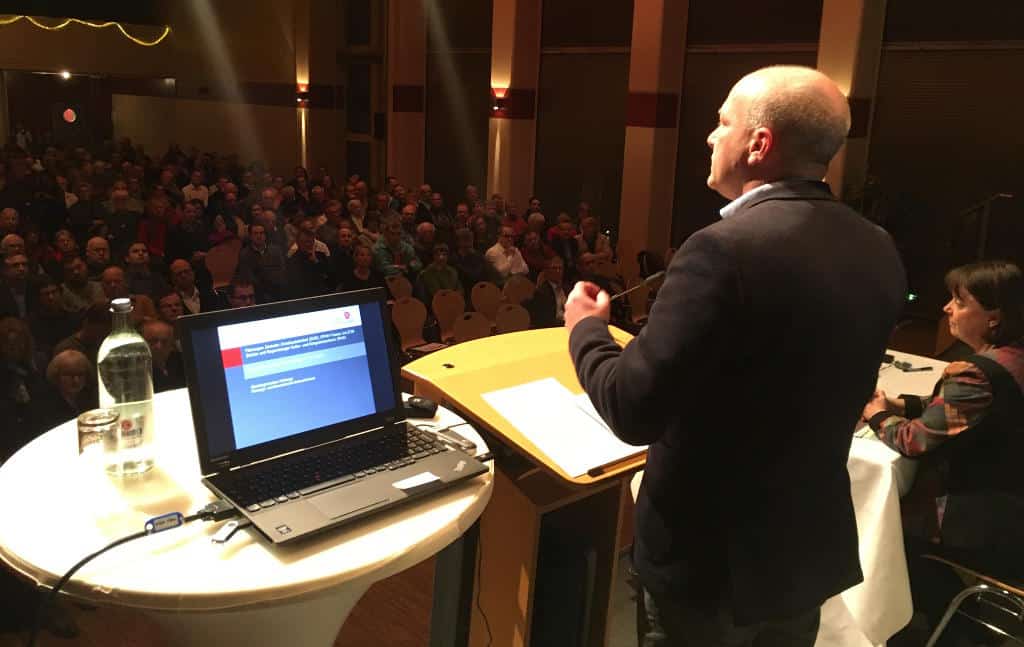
left=308, top=484, right=390, bottom=520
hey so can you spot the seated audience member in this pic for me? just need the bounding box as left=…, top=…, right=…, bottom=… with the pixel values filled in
left=169, top=259, right=217, bottom=315
left=502, top=205, right=528, bottom=242
left=286, top=229, right=334, bottom=299
left=862, top=261, right=1024, bottom=646
left=413, top=222, right=436, bottom=268
left=54, top=303, right=111, bottom=366
left=451, top=228, right=490, bottom=294
left=547, top=213, right=580, bottom=271
left=332, top=225, right=357, bottom=282
left=68, top=181, right=108, bottom=246
left=0, top=317, right=53, bottom=460
left=317, top=199, right=345, bottom=248
left=287, top=217, right=331, bottom=258
left=51, top=229, right=79, bottom=271
left=226, top=277, right=257, bottom=309
left=526, top=255, right=569, bottom=328
left=1, top=252, right=29, bottom=318
left=45, top=349, right=97, bottom=425
left=341, top=243, right=386, bottom=292
left=0, top=208, right=20, bottom=239
left=237, top=222, right=286, bottom=301
left=471, top=216, right=491, bottom=255
left=1, top=234, right=25, bottom=261
left=453, top=202, right=471, bottom=230
left=155, top=289, right=185, bottom=323
left=484, top=226, right=529, bottom=285
left=373, top=215, right=421, bottom=278
left=123, top=242, right=168, bottom=299
left=207, top=213, right=238, bottom=248
left=99, top=266, right=128, bottom=302
left=400, top=203, right=418, bottom=242
left=415, top=243, right=462, bottom=306
left=137, top=197, right=172, bottom=265
left=526, top=212, right=547, bottom=237
left=59, top=255, right=105, bottom=314
left=576, top=215, right=612, bottom=261
left=142, top=319, right=185, bottom=393
left=166, top=199, right=210, bottom=263
left=520, top=230, right=555, bottom=281
left=105, top=188, right=142, bottom=260
left=253, top=206, right=287, bottom=251
left=415, top=184, right=434, bottom=224
left=525, top=196, right=542, bottom=217
left=84, top=236, right=111, bottom=280
left=431, top=193, right=454, bottom=246
left=182, top=170, right=210, bottom=207
left=27, top=278, right=76, bottom=361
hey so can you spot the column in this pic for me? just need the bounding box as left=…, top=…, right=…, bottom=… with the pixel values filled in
left=617, top=0, right=689, bottom=270
left=293, top=0, right=311, bottom=169
left=817, top=0, right=888, bottom=200
left=386, top=0, right=426, bottom=187
left=486, top=0, right=541, bottom=208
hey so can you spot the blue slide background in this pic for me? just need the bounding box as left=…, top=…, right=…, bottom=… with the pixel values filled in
left=224, top=327, right=376, bottom=449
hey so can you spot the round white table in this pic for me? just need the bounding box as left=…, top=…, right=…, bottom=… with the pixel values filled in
left=0, top=389, right=493, bottom=646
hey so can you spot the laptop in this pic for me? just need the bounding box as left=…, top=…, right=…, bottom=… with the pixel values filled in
left=177, top=288, right=488, bottom=544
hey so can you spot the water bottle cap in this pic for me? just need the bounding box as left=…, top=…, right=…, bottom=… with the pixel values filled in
left=110, top=297, right=133, bottom=313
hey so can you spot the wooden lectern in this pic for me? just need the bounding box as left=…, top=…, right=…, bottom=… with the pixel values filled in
left=402, top=327, right=645, bottom=647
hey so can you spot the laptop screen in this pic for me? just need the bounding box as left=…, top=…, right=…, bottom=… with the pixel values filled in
left=178, top=290, right=399, bottom=471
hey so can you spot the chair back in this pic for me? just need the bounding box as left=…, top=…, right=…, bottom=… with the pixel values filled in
left=385, top=274, right=413, bottom=300
left=471, top=281, right=502, bottom=322
left=206, top=237, right=242, bottom=288
left=391, top=296, right=427, bottom=350
left=502, top=275, right=535, bottom=305
left=453, top=311, right=492, bottom=343
left=495, top=303, right=531, bottom=334
left=432, top=289, right=465, bottom=342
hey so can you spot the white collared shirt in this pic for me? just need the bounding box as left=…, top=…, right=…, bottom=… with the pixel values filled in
left=719, top=182, right=778, bottom=219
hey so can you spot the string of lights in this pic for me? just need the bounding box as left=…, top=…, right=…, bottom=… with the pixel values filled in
left=0, top=14, right=170, bottom=47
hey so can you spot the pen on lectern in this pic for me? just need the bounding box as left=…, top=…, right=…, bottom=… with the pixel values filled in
left=609, top=271, right=666, bottom=302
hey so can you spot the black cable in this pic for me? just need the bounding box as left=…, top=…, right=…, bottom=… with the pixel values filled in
left=475, top=525, right=493, bottom=647
left=25, top=500, right=239, bottom=647
left=26, top=529, right=146, bottom=647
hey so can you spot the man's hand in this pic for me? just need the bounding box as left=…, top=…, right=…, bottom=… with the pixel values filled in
left=565, top=281, right=610, bottom=333
left=862, top=389, right=904, bottom=421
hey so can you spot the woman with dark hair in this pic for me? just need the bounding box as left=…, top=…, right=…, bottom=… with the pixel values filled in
left=862, top=260, right=1024, bottom=645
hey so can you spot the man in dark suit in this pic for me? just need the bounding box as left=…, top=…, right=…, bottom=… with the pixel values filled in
left=565, top=66, right=907, bottom=645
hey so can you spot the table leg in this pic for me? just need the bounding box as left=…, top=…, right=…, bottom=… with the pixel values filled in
left=143, top=582, right=371, bottom=647
left=430, top=521, right=480, bottom=647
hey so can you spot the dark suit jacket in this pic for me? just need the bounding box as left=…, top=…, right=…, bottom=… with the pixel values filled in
left=569, top=180, right=907, bottom=624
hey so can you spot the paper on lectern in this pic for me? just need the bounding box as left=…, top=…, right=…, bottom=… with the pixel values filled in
left=482, top=378, right=646, bottom=477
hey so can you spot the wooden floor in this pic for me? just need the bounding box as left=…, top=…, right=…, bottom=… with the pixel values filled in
left=1, top=557, right=437, bottom=647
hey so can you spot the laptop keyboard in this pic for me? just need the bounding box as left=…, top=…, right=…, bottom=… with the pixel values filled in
left=220, top=427, right=448, bottom=511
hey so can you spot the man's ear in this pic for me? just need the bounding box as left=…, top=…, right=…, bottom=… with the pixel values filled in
left=747, top=127, right=773, bottom=166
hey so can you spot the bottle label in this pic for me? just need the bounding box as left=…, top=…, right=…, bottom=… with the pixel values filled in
left=120, top=414, right=145, bottom=449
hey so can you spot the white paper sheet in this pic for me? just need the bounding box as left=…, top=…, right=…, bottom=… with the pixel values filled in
left=482, top=378, right=645, bottom=477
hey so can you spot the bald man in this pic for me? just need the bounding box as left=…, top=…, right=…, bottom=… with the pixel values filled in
left=565, top=66, right=907, bottom=645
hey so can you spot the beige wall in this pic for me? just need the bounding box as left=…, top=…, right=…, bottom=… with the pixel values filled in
left=112, top=94, right=299, bottom=173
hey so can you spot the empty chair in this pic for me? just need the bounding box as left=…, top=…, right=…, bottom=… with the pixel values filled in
left=502, top=275, right=535, bottom=305
left=453, top=311, right=492, bottom=343
left=385, top=274, right=413, bottom=300
left=432, top=289, right=465, bottom=342
left=205, top=237, right=242, bottom=289
left=471, top=281, right=502, bottom=323
left=391, top=296, right=428, bottom=351
left=495, top=303, right=531, bottom=334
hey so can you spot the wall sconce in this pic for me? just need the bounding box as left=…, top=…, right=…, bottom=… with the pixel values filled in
left=491, top=87, right=508, bottom=113
left=296, top=83, right=310, bottom=107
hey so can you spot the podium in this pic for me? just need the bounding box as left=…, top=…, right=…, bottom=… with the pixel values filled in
left=402, top=327, right=645, bottom=646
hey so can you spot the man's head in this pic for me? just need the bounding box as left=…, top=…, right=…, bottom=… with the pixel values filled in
left=527, top=212, right=546, bottom=234
left=62, top=255, right=88, bottom=287
left=296, top=228, right=317, bottom=255
left=311, top=185, right=325, bottom=202
left=418, top=184, right=432, bottom=201
left=431, top=243, right=450, bottom=267
left=227, top=280, right=256, bottom=308
left=498, top=226, right=515, bottom=250
left=33, top=278, right=62, bottom=314
left=142, top=319, right=176, bottom=365
left=181, top=201, right=201, bottom=224
left=169, top=259, right=195, bottom=293
left=465, top=185, right=479, bottom=204
left=544, top=255, right=565, bottom=283
left=580, top=215, right=599, bottom=237
left=126, top=242, right=149, bottom=268
left=523, top=230, right=542, bottom=250
left=707, top=65, right=850, bottom=200
left=416, top=222, right=435, bottom=245
left=400, top=203, right=417, bottom=228
left=76, top=181, right=93, bottom=202
left=190, top=170, right=204, bottom=187
left=325, top=199, right=343, bottom=221
left=85, top=237, right=109, bottom=267
left=261, top=187, right=278, bottom=210
left=100, top=266, right=127, bottom=299
left=455, top=202, right=470, bottom=225
left=393, top=184, right=407, bottom=202
left=1, top=234, right=24, bottom=257
left=54, top=229, right=76, bottom=254
left=0, top=208, right=19, bottom=234
left=346, top=199, right=362, bottom=218
left=3, top=253, right=28, bottom=284
left=382, top=215, right=403, bottom=246
left=430, top=192, right=444, bottom=210
left=337, top=225, right=355, bottom=250
left=249, top=222, right=267, bottom=249
left=353, top=243, right=373, bottom=269
left=156, top=291, right=184, bottom=322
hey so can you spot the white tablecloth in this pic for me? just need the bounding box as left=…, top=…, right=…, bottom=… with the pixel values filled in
left=631, top=350, right=947, bottom=646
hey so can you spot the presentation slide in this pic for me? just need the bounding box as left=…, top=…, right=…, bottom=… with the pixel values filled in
left=217, top=306, right=377, bottom=449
